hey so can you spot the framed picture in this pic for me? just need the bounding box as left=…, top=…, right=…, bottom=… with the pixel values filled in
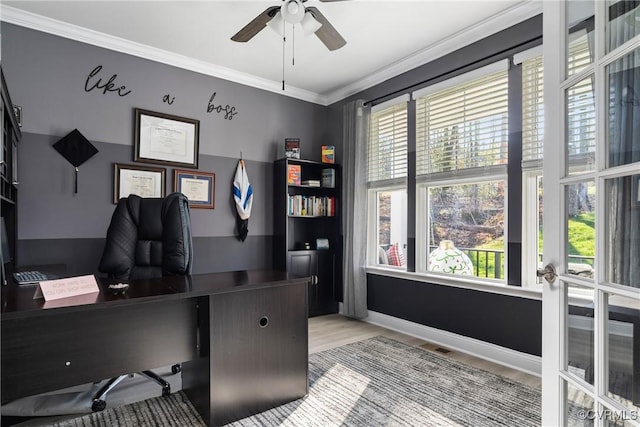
left=633, top=175, right=640, bottom=207
left=174, top=169, right=215, bottom=209
left=134, top=108, right=200, bottom=168
left=114, top=163, right=166, bottom=203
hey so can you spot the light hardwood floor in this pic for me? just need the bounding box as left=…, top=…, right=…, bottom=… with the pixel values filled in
left=309, top=313, right=541, bottom=389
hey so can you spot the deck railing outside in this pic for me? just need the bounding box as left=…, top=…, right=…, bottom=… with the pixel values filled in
left=428, top=247, right=595, bottom=279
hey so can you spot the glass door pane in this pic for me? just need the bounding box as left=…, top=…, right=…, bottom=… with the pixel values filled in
left=607, top=1, right=640, bottom=53
left=567, top=0, right=595, bottom=77
left=607, top=292, right=640, bottom=412
left=607, top=48, right=640, bottom=168
left=567, top=77, right=596, bottom=175
left=567, top=284, right=596, bottom=385
left=566, top=380, right=595, bottom=426
left=604, top=176, right=640, bottom=288
left=566, top=181, right=596, bottom=278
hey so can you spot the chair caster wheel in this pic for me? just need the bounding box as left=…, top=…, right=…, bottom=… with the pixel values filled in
left=92, top=399, right=106, bottom=412
left=171, top=364, right=181, bottom=374
left=162, top=385, right=171, bottom=397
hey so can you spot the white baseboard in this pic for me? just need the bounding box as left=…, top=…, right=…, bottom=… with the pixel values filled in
left=363, top=310, right=542, bottom=377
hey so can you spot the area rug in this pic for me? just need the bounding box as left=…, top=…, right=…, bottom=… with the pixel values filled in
left=51, top=336, right=541, bottom=427
left=49, top=391, right=205, bottom=427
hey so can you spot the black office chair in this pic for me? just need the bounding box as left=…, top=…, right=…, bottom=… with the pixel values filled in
left=92, top=192, right=193, bottom=412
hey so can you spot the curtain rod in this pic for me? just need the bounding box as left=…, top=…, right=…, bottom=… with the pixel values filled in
left=363, top=35, right=542, bottom=107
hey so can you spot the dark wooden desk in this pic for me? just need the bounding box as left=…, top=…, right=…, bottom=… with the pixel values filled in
left=1, top=270, right=309, bottom=426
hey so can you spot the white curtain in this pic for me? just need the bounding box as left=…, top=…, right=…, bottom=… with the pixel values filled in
left=342, top=100, right=370, bottom=318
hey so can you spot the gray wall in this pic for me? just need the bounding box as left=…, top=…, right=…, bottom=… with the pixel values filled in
left=1, top=22, right=331, bottom=275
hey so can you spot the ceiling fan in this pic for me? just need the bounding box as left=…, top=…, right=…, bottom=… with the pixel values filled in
left=231, top=0, right=348, bottom=51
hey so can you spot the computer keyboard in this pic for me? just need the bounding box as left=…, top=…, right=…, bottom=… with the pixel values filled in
left=13, top=270, right=58, bottom=285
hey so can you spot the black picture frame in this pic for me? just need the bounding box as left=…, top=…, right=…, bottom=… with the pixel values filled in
left=114, top=163, right=166, bottom=203
left=134, top=108, right=199, bottom=168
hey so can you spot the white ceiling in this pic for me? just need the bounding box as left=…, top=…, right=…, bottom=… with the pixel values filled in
left=1, top=1, right=541, bottom=105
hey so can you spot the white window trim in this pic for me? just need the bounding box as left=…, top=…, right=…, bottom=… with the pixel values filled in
left=522, top=169, right=543, bottom=289
left=513, top=45, right=543, bottom=65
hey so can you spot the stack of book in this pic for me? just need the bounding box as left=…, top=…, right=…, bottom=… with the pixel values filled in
left=285, top=138, right=300, bottom=159
left=301, top=179, right=321, bottom=187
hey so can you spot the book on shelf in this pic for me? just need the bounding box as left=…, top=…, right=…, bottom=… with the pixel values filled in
left=321, top=145, right=335, bottom=164
left=321, top=168, right=335, bottom=188
left=301, top=180, right=321, bottom=187
left=287, top=195, right=335, bottom=217
left=285, top=138, right=300, bottom=159
left=287, top=164, right=301, bottom=185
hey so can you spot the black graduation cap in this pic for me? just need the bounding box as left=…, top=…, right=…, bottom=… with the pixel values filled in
left=53, top=129, right=98, bottom=194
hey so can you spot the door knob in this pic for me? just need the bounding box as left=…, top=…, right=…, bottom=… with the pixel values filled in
left=537, top=264, right=557, bottom=283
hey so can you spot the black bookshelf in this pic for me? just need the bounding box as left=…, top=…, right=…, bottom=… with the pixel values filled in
left=273, top=158, right=341, bottom=317
left=1, top=68, right=21, bottom=280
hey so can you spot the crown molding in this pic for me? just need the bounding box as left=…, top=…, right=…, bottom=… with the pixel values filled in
left=323, top=0, right=542, bottom=105
left=1, top=2, right=540, bottom=107
left=0, top=5, right=327, bottom=105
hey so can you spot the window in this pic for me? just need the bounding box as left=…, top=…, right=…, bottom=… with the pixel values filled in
left=371, top=189, right=408, bottom=267
left=364, top=45, right=597, bottom=289
left=415, top=63, right=508, bottom=282
left=426, top=180, right=505, bottom=279
left=367, top=97, right=408, bottom=268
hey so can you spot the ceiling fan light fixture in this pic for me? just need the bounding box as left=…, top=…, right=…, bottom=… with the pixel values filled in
left=281, top=0, right=305, bottom=24
left=267, top=11, right=285, bottom=36
left=301, top=12, right=322, bottom=36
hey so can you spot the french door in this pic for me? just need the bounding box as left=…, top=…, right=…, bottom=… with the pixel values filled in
left=542, top=1, right=640, bottom=425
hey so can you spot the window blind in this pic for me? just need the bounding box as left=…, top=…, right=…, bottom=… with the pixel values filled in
left=567, top=75, right=596, bottom=159
left=522, top=54, right=544, bottom=166
left=568, top=33, right=593, bottom=76
left=415, top=70, right=509, bottom=176
left=368, top=102, right=408, bottom=183
left=521, top=38, right=592, bottom=168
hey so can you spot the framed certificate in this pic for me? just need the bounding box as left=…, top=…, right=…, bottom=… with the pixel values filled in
left=114, top=163, right=166, bottom=203
left=134, top=108, right=200, bottom=168
left=174, top=169, right=215, bottom=209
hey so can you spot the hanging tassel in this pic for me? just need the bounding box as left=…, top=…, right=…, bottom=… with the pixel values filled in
left=74, top=167, right=79, bottom=194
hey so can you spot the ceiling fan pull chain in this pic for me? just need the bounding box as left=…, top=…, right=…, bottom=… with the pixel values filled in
left=282, top=21, right=286, bottom=90
left=292, top=24, right=295, bottom=66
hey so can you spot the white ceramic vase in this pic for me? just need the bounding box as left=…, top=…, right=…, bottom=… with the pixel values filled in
left=428, top=240, right=474, bottom=275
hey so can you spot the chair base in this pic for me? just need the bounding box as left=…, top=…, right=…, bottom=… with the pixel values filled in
left=91, top=366, right=177, bottom=412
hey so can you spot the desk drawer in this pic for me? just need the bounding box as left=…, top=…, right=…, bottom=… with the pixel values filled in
left=2, top=299, right=198, bottom=403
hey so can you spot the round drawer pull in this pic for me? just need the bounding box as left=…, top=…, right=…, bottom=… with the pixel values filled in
left=259, top=316, right=269, bottom=328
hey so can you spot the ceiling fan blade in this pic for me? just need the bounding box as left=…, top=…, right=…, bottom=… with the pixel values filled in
left=231, top=6, right=280, bottom=42
left=317, top=0, right=352, bottom=2
left=306, top=7, right=346, bottom=51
